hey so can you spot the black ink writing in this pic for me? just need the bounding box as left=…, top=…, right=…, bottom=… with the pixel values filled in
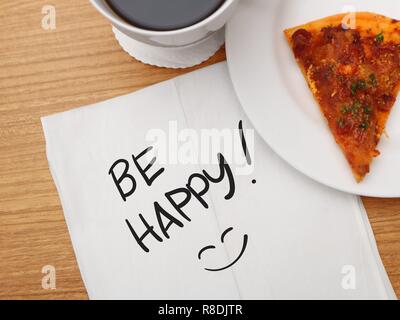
left=109, top=159, right=136, bottom=202
left=109, top=146, right=165, bottom=201
left=124, top=152, right=235, bottom=252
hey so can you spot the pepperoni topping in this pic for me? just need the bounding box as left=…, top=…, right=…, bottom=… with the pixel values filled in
left=290, top=24, right=400, bottom=180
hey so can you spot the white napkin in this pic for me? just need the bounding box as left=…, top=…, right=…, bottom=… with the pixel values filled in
left=41, top=62, right=395, bottom=300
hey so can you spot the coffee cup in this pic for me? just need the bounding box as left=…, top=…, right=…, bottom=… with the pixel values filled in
left=90, top=0, right=240, bottom=68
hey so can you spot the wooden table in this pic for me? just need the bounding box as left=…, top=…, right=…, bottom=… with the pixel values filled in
left=0, top=0, right=399, bottom=300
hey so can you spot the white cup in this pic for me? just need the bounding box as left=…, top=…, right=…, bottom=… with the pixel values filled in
left=90, top=0, right=239, bottom=68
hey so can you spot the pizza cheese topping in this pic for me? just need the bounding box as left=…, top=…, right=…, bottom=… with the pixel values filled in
left=285, top=13, right=400, bottom=181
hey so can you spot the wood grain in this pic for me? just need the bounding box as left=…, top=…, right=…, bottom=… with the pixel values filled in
left=0, top=0, right=399, bottom=300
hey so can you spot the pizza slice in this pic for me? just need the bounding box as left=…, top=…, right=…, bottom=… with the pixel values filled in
left=284, top=12, right=400, bottom=182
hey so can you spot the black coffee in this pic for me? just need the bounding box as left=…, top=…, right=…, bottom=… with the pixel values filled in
left=106, top=0, right=226, bottom=31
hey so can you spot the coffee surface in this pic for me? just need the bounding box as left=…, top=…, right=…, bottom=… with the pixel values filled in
left=106, top=0, right=225, bottom=31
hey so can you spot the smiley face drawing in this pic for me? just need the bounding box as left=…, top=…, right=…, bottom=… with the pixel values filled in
left=197, top=227, right=248, bottom=272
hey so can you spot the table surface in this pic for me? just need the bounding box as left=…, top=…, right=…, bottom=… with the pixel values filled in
left=0, top=0, right=399, bottom=300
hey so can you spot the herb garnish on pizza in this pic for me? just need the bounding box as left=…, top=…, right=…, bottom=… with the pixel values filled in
left=284, top=13, right=400, bottom=182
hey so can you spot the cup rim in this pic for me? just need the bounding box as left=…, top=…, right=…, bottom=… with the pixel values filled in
left=90, top=0, right=235, bottom=36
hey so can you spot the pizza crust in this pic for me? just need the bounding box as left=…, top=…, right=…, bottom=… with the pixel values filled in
left=285, top=12, right=400, bottom=42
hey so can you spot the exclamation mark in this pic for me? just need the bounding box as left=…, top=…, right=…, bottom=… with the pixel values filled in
left=238, top=120, right=256, bottom=184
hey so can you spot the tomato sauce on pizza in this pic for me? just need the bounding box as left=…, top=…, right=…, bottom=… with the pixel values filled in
left=285, top=13, right=400, bottom=182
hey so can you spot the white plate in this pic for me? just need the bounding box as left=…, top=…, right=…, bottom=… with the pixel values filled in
left=226, top=0, right=400, bottom=197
